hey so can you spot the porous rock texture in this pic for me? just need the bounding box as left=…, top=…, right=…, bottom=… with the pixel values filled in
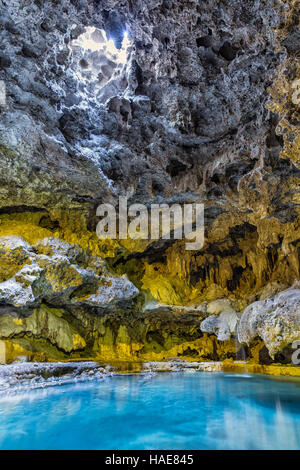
left=0, top=0, right=299, bottom=366
left=238, top=288, right=300, bottom=358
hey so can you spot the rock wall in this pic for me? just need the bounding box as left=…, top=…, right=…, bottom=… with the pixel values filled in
left=0, top=0, right=299, bottom=367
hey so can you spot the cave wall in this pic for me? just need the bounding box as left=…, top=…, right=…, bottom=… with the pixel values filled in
left=0, top=0, right=300, bottom=367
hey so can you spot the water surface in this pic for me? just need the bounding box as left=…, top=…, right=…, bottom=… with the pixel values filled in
left=0, top=372, right=299, bottom=450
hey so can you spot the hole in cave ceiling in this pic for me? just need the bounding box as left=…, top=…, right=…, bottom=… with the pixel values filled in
left=56, top=22, right=133, bottom=161
left=71, top=25, right=132, bottom=90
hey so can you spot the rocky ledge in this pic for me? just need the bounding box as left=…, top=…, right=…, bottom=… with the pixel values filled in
left=0, top=233, right=299, bottom=369
left=1, top=357, right=299, bottom=397
left=0, top=361, right=113, bottom=394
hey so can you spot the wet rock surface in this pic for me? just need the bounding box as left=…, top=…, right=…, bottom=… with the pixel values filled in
left=0, top=361, right=113, bottom=393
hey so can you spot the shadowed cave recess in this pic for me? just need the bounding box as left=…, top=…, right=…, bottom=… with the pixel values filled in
left=0, top=0, right=300, bottom=372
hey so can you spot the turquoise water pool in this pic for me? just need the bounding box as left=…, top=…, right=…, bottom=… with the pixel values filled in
left=0, top=372, right=299, bottom=450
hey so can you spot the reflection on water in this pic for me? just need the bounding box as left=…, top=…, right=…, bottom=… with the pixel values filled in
left=0, top=372, right=299, bottom=450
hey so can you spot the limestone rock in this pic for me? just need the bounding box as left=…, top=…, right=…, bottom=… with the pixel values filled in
left=0, top=362, right=111, bottom=392
left=0, top=0, right=287, bottom=208
left=201, top=299, right=239, bottom=341
left=0, top=236, right=139, bottom=311
left=0, top=1, right=299, bottom=366
left=206, top=299, right=236, bottom=316
left=0, top=305, right=84, bottom=354
left=238, top=288, right=300, bottom=357
left=85, top=275, right=139, bottom=306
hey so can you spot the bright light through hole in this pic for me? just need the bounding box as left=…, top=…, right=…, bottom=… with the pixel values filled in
left=73, top=26, right=131, bottom=64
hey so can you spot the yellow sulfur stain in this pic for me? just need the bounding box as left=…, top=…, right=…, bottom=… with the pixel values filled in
left=0, top=220, right=52, bottom=244
left=2, top=341, right=31, bottom=364
left=72, top=334, right=86, bottom=349
left=222, top=359, right=300, bottom=378
left=0, top=209, right=299, bottom=376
